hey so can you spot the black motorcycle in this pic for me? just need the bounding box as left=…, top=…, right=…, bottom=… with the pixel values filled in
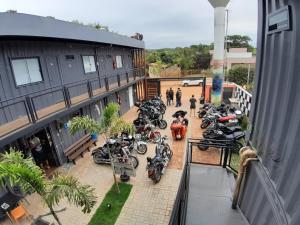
left=92, top=139, right=139, bottom=168
left=198, top=130, right=245, bottom=151
left=134, top=113, right=167, bottom=130
left=203, top=123, right=243, bottom=138
left=147, top=136, right=173, bottom=183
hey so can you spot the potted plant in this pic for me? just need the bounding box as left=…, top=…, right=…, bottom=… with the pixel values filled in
left=69, top=116, right=101, bottom=141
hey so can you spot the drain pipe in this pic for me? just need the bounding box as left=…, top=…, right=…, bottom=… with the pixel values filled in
left=232, top=146, right=258, bottom=209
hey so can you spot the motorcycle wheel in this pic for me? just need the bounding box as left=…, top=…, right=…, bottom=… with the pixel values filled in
left=129, top=155, right=139, bottom=169
left=201, top=121, right=210, bottom=129
left=152, top=132, right=161, bottom=143
left=136, top=144, right=147, bottom=155
left=197, top=140, right=209, bottom=151
left=166, top=148, right=173, bottom=160
left=161, top=108, right=166, bottom=115
left=120, top=174, right=130, bottom=182
left=158, top=120, right=168, bottom=129
left=153, top=170, right=161, bottom=183
left=198, top=113, right=204, bottom=119
left=93, top=153, right=105, bottom=164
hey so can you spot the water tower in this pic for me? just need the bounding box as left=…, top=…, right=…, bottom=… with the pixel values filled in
left=208, top=0, right=230, bottom=105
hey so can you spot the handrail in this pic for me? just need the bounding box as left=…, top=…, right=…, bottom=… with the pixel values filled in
left=168, top=140, right=191, bottom=225
left=0, top=68, right=144, bottom=105
left=0, top=67, right=146, bottom=138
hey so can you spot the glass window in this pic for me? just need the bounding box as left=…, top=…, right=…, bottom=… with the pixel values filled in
left=116, top=55, right=123, bottom=68
left=11, top=58, right=43, bottom=86
left=82, top=56, right=96, bottom=73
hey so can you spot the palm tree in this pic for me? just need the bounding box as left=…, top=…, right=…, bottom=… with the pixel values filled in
left=69, top=103, right=134, bottom=141
left=69, top=103, right=134, bottom=193
left=0, top=149, right=97, bottom=225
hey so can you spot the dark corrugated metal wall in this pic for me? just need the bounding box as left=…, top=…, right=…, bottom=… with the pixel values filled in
left=239, top=1, right=300, bottom=225
left=0, top=40, right=133, bottom=124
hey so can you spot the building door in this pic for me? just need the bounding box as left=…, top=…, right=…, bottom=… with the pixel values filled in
left=45, top=56, right=63, bottom=87
left=128, top=86, right=134, bottom=107
left=118, top=89, right=130, bottom=115
left=26, top=128, right=60, bottom=171
left=146, top=79, right=160, bottom=99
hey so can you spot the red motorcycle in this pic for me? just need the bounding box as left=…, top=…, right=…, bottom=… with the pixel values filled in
left=170, top=111, right=188, bottom=140
left=201, top=114, right=237, bottom=129
left=136, top=123, right=161, bottom=143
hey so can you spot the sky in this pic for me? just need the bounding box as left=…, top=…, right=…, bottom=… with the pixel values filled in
left=0, top=0, right=258, bottom=49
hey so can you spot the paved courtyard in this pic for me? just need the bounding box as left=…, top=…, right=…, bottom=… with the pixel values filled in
left=1, top=80, right=210, bottom=225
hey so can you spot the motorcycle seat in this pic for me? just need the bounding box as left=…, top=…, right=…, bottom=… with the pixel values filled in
left=224, top=126, right=242, bottom=132
left=224, top=131, right=245, bottom=140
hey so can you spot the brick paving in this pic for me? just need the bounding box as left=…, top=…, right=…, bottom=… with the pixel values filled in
left=116, top=81, right=204, bottom=225
left=1, top=80, right=220, bottom=225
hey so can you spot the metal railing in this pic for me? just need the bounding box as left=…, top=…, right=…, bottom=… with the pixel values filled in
left=168, top=141, right=190, bottom=225
left=169, top=138, right=240, bottom=225
left=0, top=67, right=145, bottom=138
left=189, top=138, right=241, bottom=174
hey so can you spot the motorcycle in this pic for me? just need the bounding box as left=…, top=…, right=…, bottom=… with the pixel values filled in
left=203, top=123, right=243, bottom=138
left=136, top=123, right=161, bottom=143
left=137, top=108, right=167, bottom=129
left=120, top=132, right=148, bottom=155
left=147, top=136, right=173, bottom=183
left=170, top=110, right=188, bottom=140
left=197, top=130, right=245, bottom=151
left=136, top=96, right=166, bottom=115
left=92, top=139, right=139, bottom=168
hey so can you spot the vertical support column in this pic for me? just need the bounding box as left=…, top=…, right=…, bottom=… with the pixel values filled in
left=87, top=81, right=93, bottom=98
left=202, top=77, right=206, bottom=102
left=25, top=96, right=36, bottom=123
left=117, top=74, right=121, bottom=87
left=208, top=0, right=230, bottom=105
left=223, top=148, right=229, bottom=168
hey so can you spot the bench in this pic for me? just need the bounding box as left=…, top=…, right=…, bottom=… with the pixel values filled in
left=64, top=134, right=97, bottom=164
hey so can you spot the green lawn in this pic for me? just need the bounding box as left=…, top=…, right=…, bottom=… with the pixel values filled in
left=88, top=183, right=132, bottom=225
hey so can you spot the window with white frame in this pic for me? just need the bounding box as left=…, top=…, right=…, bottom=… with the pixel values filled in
left=11, top=58, right=43, bottom=86
left=116, top=55, right=123, bottom=68
left=82, top=55, right=96, bottom=73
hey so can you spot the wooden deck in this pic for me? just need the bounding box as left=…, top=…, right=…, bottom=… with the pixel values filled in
left=0, top=116, right=30, bottom=137
left=92, top=87, right=106, bottom=96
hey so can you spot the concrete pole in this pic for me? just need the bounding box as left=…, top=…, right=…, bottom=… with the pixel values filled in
left=208, top=0, right=230, bottom=105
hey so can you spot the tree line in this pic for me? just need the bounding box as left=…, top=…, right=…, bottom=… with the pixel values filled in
left=146, top=35, right=255, bottom=71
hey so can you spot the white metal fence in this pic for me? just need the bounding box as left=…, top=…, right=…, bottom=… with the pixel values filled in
left=235, top=85, right=252, bottom=116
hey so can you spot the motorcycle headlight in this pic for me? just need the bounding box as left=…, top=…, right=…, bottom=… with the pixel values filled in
left=135, top=134, right=141, bottom=140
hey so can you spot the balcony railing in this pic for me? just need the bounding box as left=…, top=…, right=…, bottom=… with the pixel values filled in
left=0, top=68, right=145, bottom=138
left=169, top=138, right=241, bottom=225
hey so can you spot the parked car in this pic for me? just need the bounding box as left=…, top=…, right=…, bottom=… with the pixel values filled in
left=182, top=79, right=203, bottom=86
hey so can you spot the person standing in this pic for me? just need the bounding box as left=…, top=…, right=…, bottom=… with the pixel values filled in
left=178, top=88, right=182, bottom=106
left=169, top=88, right=174, bottom=105
left=175, top=88, right=180, bottom=107
left=190, top=95, right=197, bottom=116
left=166, top=89, right=170, bottom=106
